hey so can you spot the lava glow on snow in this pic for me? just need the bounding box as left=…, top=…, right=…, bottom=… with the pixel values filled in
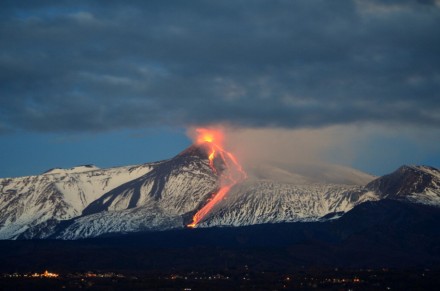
left=187, top=128, right=246, bottom=228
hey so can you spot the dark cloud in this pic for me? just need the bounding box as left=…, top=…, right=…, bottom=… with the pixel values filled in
left=1, top=0, right=439, bottom=133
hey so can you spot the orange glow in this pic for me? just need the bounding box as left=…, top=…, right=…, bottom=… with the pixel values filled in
left=32, top=270, right=59, bottom=278
left=43, top=270, right=59, bottom=278
left=208, top=149, right=216, bottom=173
left=195, top=128, right=224, bottom=145
left=187, top=127, right=246, bottom=228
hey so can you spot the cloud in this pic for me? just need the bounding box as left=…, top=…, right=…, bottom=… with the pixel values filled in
left=223, top=124, right=440, bottom=176
left=0, top=0, right=439, bottom=133
left=224, top=125, right=363, bottom=168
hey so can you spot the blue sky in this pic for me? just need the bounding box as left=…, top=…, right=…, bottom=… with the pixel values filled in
left=1, top=0, right=439, bottom=177
left=1, top=128, right=191, bottom=177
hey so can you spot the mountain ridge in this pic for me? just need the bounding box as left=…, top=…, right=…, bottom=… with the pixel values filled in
left=1, top=143, right=439, bottom=239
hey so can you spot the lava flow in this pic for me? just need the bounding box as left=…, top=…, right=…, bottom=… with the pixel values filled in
left=187, top=128, right=246, bottom=228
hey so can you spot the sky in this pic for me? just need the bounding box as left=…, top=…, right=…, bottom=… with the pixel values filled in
left=1, top=0, right=440, bottom=178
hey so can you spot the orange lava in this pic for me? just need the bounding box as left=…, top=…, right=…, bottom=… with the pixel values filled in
left=187, top=128, right=246, bottom=228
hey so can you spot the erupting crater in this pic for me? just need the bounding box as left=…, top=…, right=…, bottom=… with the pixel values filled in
left=187, top=128, right=247, bottom=227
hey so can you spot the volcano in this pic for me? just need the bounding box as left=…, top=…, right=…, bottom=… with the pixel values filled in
left=186, top=128, right=247, bottom=227
left=0, top=132, right=440, bottom=239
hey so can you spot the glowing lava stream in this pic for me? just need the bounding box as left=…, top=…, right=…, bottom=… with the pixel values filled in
left=187, top=128, right=246, bottom=228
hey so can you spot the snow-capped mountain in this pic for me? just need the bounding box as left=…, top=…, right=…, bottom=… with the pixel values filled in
left=0, top=143, right=439, bottom=240
left=198, top=181, right=379, bottom=227
left=199, top=165, right=440, bottom=227
left=366, top=165, right=440, bottom=206
left=0, top=163, right=154, bottom=239
left=54, top=145, right=219, bottom=239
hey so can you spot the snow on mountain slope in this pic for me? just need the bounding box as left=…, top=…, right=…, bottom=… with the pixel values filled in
left=56, top=177, right=380, bottom=238
left=56, top=205, right=183, bottom=239
left=83, top=145, right=218, bottom=216
left=54, top=145, right=219, bottom=239
left=198, top=179, right=379, bottom=227
left=195, top=164, right=440, bottom=228
left=0, top=163, right=154, bottom=239
left=366, top=165, right=440, bottom=206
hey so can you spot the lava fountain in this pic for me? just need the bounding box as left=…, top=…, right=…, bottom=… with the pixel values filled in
left=187, top=128, right=247, bottom=228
